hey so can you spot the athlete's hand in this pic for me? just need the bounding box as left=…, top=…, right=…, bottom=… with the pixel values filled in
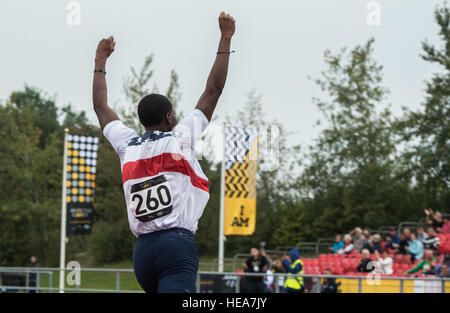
left=95, top=36, right=116, bottom=62
left=219, top=12, right=235, bottom=38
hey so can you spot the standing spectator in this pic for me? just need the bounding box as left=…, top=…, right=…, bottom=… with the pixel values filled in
left=329, top=235, right=344, bottom=254
left=417, top=226, right=428, bottom=243
left=398, top=234, right=409, bottom=255
left=350, top=227, right=365, bottom=251
left=406, top=250, right=437, bottom=276
left=270, top=253, right=279, bottom=264
left=388, top=227, right=400, bottom=250
left=242, top=248, right=269, bottom=293
left=282, top=248, right=304, bottom=293
left=29, top=256, right=39, bottom=293
left=336, top=235, right=354, bottom=255
left=407, top=233, right=423, bottom=262
left=425, top=209, right=445, bottom=233
left=309, top=277, right=321, bottom=293
left=270, top=260, right=285, bottom=292
left=356, top=249, right=373, bottom=273
left=263, top=267, right=273, bottom=293
left=422, top=227, right=440, bottom=252
left=321, top=268, right=340, bottom=293
left=374, top=250, right=393, bottom=275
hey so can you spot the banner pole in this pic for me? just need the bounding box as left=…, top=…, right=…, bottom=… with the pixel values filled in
left=59, top=128, right=69, bottom=293
left=218, top=121, right=226, bottom=272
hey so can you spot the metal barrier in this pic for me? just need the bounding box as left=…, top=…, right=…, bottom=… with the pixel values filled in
left=0, top=267, right=53, bottom=293
left=0, top=267, right=143, bottom=293
left=295, top=242, right=318, bottom=257
left=397, top=221, right=420, bottom=235
left=1, top=267, right=449, bottom=293
left=316, top=238, right=336, bottom=255
left=210, top=258, right=234, bottom=271
left=195, top=271, right=450, bottom=293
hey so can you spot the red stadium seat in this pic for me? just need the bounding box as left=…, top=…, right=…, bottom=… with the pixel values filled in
left=404, top=254, right=411, bottom=262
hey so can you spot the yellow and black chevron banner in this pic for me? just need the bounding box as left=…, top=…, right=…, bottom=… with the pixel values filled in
left=224, top=126, right=258, bottom=236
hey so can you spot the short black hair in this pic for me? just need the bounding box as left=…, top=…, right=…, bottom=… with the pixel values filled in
left=137, top=94, right=172, bottom=128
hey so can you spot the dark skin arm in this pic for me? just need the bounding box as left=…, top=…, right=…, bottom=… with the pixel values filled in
left=195, top=12, right=235, bottom=121
left=92, top=36, right=120, bottom=131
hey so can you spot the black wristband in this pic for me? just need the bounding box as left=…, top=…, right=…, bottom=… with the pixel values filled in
left=217, top=50, right=235, bottom=55
left=94, top=69, right=106, bottom=74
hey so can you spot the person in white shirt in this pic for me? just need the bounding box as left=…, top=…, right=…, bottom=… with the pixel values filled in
left=92, top=12, right=236, bottom=293
left=336, top=234, right=354, bottom=255
left=374, top=250, right=393, bottom=275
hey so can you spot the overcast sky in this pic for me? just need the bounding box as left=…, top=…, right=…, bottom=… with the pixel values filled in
left=0, top=0, right=446, bottom=149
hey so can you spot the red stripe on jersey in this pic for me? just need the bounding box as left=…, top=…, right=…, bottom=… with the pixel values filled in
left=122, top=153, right=210, bottom=192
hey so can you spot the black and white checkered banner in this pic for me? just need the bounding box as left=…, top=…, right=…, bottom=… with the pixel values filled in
left=224, top=126, right=257, bottom=199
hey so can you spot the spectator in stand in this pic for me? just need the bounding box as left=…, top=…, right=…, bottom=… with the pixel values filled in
left=321, top=268, right=341, bottom=293
left=336, top=234, right=354, bottom=255
left=422, top=227, right=440, bottom=252
left=425, top=208, right=445, bottom=233
left=384, top=236, right=396, bottom=253
left=417, top=226, right=428, bottom=243
left=439, top=264, right=450, bottom=278
left=398, top=234, right=409, bottom=255
left=406, top=250, right=437, bottom=276
left=374, top=250, right=393, bottom=275
left=406, top=233, right=423, bottom=263
left=403, top=228, right=411, bottom=239
left=388, top=227, right=400, bottom=250
left=356, top=249, right=373, bottom=273
left=441, top=217, right=450, bottom=234
left=329, top=235, right=344, bottom=254
left=361, top=230, right=372, bottom=252
left=350, top=227, right=365, bottom=251
left=435, top=255, right=450, bottom=277
left=367, top=234, right=383, bottom=254
left=242, top=248, right=269, bottom=293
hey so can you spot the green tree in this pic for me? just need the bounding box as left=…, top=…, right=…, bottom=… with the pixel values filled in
left=397, top=3, right=450, bottom=211
left=280, top=39, right=411, bottom=242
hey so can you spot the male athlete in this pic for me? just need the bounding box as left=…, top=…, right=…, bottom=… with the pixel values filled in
left=92, top=12, right=235, bottom=293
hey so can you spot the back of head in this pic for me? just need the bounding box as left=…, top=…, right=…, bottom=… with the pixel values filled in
left=289, top=248, right=299, bottom=261
left=137, top=94, right=173, bottom=128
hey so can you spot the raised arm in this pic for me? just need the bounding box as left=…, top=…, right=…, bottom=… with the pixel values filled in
left=92, top=36, right=120, bottom=131
left=195, top=12, right=236, bottom=121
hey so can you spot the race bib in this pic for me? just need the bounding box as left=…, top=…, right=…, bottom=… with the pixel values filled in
left=129, top=175, right=173, bottom=222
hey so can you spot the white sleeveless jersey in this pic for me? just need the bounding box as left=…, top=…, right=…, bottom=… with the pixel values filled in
left=103, top=109, right=210, bottom=237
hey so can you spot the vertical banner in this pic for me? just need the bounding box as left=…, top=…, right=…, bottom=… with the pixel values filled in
left=224, top=125, right=258, bottom=235
left=65, top=134, right=99, bottom=236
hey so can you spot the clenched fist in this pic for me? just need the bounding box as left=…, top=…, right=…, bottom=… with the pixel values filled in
left=95, top=36, right=116, bottom=62
left=219, top=12, right=235, bottom=38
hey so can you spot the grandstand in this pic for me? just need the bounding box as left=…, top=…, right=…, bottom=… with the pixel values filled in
left=273, top=216, right=450, bottom=278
